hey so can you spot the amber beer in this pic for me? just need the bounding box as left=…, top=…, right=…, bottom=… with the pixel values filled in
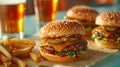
left=34, top=0, right=58, bottom=22
left=0, top=0, right=26, bottom=38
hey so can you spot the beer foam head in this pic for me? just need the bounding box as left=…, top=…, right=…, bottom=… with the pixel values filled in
left=0, top=0, right=26, bottom=5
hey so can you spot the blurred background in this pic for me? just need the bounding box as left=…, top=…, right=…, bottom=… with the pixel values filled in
left=26, top=0, right=117, bottom=15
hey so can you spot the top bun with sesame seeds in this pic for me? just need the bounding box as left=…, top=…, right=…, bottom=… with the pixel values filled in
left=66, top=5, right=98, bottom=21
left=39, top=20, right=85, bottom=38
left=96, top=11, right=120, bottom=26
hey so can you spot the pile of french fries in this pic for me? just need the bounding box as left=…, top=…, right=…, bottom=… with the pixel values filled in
left=0, top=36, right=41, bottom=67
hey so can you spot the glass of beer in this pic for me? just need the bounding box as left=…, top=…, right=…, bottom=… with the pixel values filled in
left=0, top=0, right=26, bottom=39
left=34, top=0, right=59, bottom=22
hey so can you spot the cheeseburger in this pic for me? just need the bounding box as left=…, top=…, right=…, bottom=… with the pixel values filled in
left=92, top=12, right=120, bottom=49
left=65, top=5, right=99, bottom=36
left=39, top=20, right=88, bottom=62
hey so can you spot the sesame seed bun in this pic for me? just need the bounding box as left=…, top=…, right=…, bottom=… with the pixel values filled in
left=39, top=20, right=85, bottom=38
left=66, top=5, right=98, bottom=21
left=96, top=11, right=120, bottom=26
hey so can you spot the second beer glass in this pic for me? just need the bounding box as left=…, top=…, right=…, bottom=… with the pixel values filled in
left=34, top=0, right=58, bottom=22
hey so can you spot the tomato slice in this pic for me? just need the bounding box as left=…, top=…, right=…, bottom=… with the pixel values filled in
left=60, top=54, right=66, bottom=57
left=42, top=49, right=55, bottom=55
left=42, top=49, right=49, bottom=53
left=106, top=37, right=117, bottom=41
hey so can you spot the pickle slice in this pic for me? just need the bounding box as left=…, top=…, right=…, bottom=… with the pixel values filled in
left=47, top=37, right=78, bottom=44
left=47, top=38, right=63, bottom=44
left=104, top=26, right=117, bottom=31
left=61, top=38, right=77, bottom=42
left=66, top=38, right=77, bottom=42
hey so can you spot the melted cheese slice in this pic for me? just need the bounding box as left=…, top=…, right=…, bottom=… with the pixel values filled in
left=92, top=26, right=120, bottom=37
left=40, top=38, right=84, bottom=52
left=40, top=42, right=71, bottom=52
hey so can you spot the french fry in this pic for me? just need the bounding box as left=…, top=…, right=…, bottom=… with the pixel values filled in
left=29, top=51, right=41, bottom=62
left=12, top=46, right=32, bottom=57
left=1, top=54, right=12, bottom=67
left=9, top=38, right=35, bottom=46
left=0, top=36, right=37, bottom=67
left=13, top=57, right=27, bottom=67
left=8, top=38, right=35, bottom=57
left=2, top=36, right=9, bottom=44
left=2, top=36, right=11, bottom=52
left=0, top=44, right=12, bottom=59
left=3, top=62, right=11, bottom=67
left=9, top=38, right=35, bottom=52
left=0, top=37, right=12, bottom=67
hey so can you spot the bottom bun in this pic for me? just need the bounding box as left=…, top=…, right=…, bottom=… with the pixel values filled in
left=88, top=40, right=119, bottom=53
left=95, top=39, right=120, bottom=49
left=40, top=51, right=88, bottom=62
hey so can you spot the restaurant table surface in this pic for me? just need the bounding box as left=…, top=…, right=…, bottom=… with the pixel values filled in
left=23, top=6, right=120, bottom=67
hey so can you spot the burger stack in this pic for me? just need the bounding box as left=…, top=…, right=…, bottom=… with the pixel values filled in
left=92, top=12, right=120, bottom=50
left=65, top=5, right=99, bottom=36
left=39, top=20, right=88, bottom=62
